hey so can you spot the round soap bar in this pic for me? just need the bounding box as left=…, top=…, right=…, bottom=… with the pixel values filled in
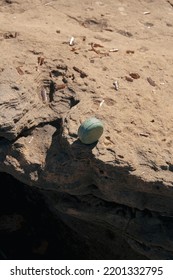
left=78, top=117, right=104, bottom=144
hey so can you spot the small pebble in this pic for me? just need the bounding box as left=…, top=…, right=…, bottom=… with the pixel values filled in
left=125, top=76, right=133, bottom=82
left=147, top=77, right=156, bottom=86
left=129, top=73, right=140, bottom=79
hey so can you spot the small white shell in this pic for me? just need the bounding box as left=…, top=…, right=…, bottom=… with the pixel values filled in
left=99, top=100, right=105, bottom=107
left=28, top=136, right=34, bottom=144
left=109, top=48, right=119, bottom=52
left=69, top=37, right=75, bottom=46
left=143, top=11, right=150, bottom=15
left=113, top=80, right=119, bottom=91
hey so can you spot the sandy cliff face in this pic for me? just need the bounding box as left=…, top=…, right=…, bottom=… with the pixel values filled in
left=1, top=0, right=173, bottom=259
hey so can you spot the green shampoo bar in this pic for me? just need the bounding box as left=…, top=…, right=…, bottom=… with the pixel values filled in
left=78, top=117, right=104, bottom=144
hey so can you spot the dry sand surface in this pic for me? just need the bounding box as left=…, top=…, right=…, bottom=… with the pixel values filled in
left=1, top=0, right=173, bottom=186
